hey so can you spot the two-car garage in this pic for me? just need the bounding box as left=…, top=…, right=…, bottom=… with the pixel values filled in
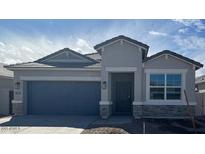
left=27, top=81, right=101, bottom=115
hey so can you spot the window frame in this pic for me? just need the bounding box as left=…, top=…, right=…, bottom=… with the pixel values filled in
left=145, top=69, right=187, bottom=104
left=149, top=74, right=165, bottom=100
left=166, top=74, right=182, bottom=100
left=149, top=73, right=182, bottom=101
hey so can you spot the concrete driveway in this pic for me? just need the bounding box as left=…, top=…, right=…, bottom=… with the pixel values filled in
left=0, top=115, right=98, bottom=134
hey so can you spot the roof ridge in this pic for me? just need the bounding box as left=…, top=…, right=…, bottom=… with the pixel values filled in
left=4, top=61, right=33, bottom=67
left=144, top=50, right=203, bottom=69
left=35, top=48, right=98, bottom=63
left=84, top=52, right=99, bottom=55
left=94, top=35, right=149, bottom=50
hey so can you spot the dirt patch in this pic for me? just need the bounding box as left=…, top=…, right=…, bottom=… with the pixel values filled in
left=141, top=118, right=205, bottom=134
left=82, top=117, right=205, bottom=134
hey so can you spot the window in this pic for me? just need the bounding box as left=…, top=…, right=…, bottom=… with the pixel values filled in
left=166, top=74, right=181, bottom=100
left=150, top=74, right=165, bottom=100
left=149, top=74, right=182, bottom=100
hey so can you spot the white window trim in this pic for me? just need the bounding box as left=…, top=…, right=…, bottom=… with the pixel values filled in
left=143, top=101, right=196, bottom=105
left=145, top=69, right=187, bottom=104
left=20, top=76, right=101, bottom=81
left=145, top=69, right=187, bottom=74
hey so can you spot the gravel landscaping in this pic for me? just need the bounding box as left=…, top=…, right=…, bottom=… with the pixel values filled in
left=82, top=120, right=141, bottom=134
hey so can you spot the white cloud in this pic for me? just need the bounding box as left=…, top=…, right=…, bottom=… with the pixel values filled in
left=21, top=46, right=35, bottom=53
left=173, top=19, right=205, bottom=31
left=75, top=38, right=94, bottom=54
left=173, top=35, right=205, bottom=77
left=178, top=28, right=188, bottom=34
left=0, top=41, right=5, bottom=47
left=2, top=58, right=22, bottom=64
left=0, top=30, right=96, bottom=64
left=174, top=35, right=205, bottom=50
left=148, top=31, right=167, bottom=36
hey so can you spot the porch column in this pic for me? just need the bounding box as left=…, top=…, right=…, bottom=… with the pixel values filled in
left=99, top=70, right=112, bottom=119
left=133, top=68, right=143, bottom=118
left=12, top=79, right=24, bottom=115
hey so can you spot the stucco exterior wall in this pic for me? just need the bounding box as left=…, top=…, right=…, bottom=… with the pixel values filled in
left=0, top=77, right=13, bottom=90
left=100, top=40, right=143, bottom=103
left=0, top=77, right=13, bottom=115
left=143, top=54, right=196, bottom=103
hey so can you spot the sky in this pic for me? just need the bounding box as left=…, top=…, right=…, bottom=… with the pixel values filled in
left=0, top=19, right=205, bottom=76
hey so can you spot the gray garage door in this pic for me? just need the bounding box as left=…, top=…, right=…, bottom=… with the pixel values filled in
left=27, top=81, right=100, bottom=115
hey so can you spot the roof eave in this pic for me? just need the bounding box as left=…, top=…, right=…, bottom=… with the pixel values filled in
left=4, top=67, right=101, bottom=71
left=143, top=51, right=203, bottom=70
left=94, top=35, right=149, bottom=51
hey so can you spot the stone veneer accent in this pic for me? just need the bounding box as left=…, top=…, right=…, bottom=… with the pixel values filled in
left=12, top=103, right=24, bottom=115
left=133, top=105, right=195, bottom=118
left=100, top=104, right=112, bottom=119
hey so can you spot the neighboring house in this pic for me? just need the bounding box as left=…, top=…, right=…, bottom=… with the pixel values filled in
left=5, top=35, right=203, bottom=119
left=0, top=63, right=14, bottom=115
left=195, top=75, right=205, bottom=116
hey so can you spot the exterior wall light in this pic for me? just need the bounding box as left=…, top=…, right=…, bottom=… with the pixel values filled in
left=15, top=82, right=20, bottom=90
left=102, top=81, right=107, bottom=89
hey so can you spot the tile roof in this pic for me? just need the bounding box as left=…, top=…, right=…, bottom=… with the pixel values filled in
left=5, top=48, right=101, bottom=69
left=85, top=52, right=101, bottom=62
left=94, top=35, right=149, bottom=50
left=144, top=50, right=203, bottom=69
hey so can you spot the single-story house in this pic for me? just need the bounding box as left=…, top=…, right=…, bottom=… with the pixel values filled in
left=0, top=63, right=14, bottom=115
left=195, top=75, right=205, bottom=116
left=5, top=35, right=203, bottom=119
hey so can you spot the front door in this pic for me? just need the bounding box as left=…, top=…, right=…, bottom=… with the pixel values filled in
left=115, top=81, right=133, bottom=114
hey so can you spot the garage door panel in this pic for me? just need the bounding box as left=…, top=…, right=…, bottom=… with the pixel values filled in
left=28, top=81, right=100, bottom=115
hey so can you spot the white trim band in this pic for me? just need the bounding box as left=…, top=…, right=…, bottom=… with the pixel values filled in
left=105, top=67, right=137, bottom=72
left=20, top=76, right=101, bottom=81
left=198, top=89, right=205, bottom=93
left=132, top=101, right=197, bottom=105
left=137, top=116, right=191, bottom=119
left=7, top=67, right=100, bottom=71
left=132, top=101, right=143, bottom=105
left=12, top=100, right=22, bottom=104
left=99, top=101, right=112, bottom=105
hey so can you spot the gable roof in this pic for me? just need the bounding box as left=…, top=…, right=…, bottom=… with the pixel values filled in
left=5, top=48, right=100, bottom=70
left=5, top=61, right=101, bottom=69
left=35, top=48, right=98, bottom=63
left=144, top=50, right=203, bottom=69
left=94, top=35, right=149, bottom=50
left=85, top=52, right=101, bottom=62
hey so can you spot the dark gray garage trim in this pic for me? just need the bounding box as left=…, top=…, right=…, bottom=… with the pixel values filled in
left=27, top=81, right=101, bottom=115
